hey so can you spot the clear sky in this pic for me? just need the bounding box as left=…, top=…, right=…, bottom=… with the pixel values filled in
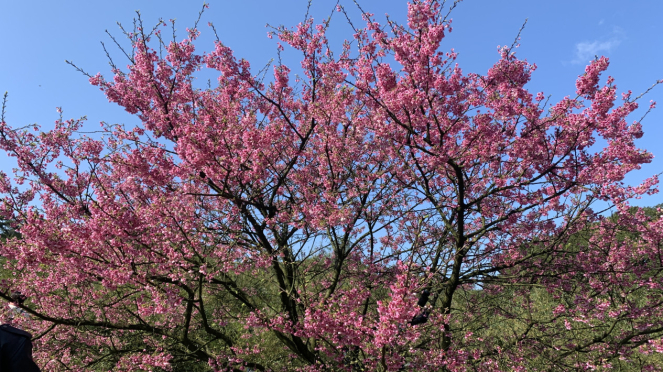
left=1, top=0, right=662, bottom=209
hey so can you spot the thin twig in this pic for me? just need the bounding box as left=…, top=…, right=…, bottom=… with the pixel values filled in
left=506, top=18, right=528, bottom=56
left=208, top=22, right=220, bottom=42
left=100, top=41, right=118, bottom=71
left=192, top=2, right=208, bottom=32
left=106, top=27, right=135, bottom=64
left=1, top=91, right=8, bottom=122
left=65, top=60, right=93, bottom=78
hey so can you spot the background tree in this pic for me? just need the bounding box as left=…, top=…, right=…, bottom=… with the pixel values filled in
left=0, top=1, right=662, bottom=371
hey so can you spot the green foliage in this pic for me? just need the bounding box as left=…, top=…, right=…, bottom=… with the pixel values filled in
left=446, top=204, right=663, bottom=371
left=0, top=218, right=20, bottom=241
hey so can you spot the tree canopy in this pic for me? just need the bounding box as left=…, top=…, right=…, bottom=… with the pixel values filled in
left=0, top=1, right=662, bottom=371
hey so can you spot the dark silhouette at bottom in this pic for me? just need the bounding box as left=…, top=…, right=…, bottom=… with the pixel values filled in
left=0, top=324, right=41, bottom=371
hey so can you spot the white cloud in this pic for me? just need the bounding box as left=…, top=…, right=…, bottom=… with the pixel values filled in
left=570, top=27, right=624, bottom=65
left=572, top=39, right=621, bottom=64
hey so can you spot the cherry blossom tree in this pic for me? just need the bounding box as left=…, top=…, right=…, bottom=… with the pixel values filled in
left=1, top=1, right=662, bottom=371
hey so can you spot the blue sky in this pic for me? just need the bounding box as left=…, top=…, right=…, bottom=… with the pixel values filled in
left=0, top=0, right=661, bottom=209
